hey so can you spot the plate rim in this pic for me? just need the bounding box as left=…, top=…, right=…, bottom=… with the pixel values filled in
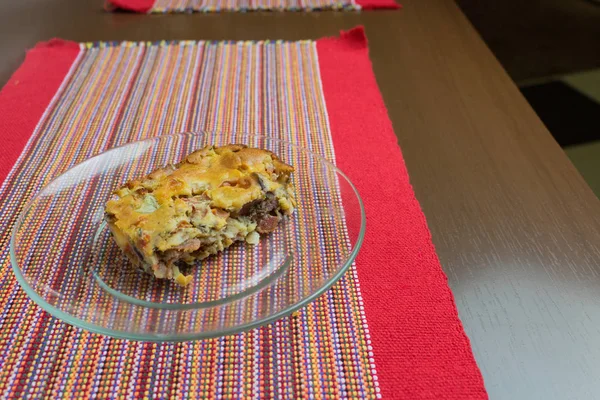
left=9, top=131, right=366, bottom=341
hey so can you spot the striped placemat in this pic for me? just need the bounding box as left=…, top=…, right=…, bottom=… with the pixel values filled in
left=0, top=28, right=487, bottom=398
left=106, top=0, right=399, bottom=12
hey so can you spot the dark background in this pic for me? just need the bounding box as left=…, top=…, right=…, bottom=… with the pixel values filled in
left=457, top=0, right=600, bottom=83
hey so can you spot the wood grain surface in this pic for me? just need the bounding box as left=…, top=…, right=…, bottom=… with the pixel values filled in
left=2, top=0, right=600, bottom=398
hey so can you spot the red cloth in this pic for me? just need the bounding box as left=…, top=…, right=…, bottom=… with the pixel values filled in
left=0, top=29, right=487, bottom=398
left=105, top=0, right=153, bottom=12
left=106, top=0, right=398, bottom=11
left=0, top=39, right=80, bottom=186
left=317, top=27, right=487, bottom=399
left=355, top=0, right=399, bottom=9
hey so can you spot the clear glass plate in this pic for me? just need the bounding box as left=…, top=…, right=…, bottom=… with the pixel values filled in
left=10, top=132, right=365, bottom=341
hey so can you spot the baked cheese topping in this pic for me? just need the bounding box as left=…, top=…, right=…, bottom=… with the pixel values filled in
left=104, top=144, right=295, bottom=286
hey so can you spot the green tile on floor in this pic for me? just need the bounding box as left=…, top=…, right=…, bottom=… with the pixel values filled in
left=563, top=69, right=600, bottom=104
left=521, top=81, right=600, bottom=147
left=565, top=140, right=600, bottom=199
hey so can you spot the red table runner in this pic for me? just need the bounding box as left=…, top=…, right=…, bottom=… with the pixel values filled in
left=0, top=28, right=487, bottom=398
left=106, top=0, right=399, bottom=12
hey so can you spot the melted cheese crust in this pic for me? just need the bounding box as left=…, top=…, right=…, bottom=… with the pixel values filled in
left=104, top=144, right=295, bottom=284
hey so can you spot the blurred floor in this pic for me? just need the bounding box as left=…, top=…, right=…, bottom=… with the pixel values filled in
left=520, top=79, right=599, bottom=148
left=456, top=0, right=600, bottom=83
left=564, top=69, right=600, bottom=104
left=565, top=140, right=600, bottom=199
left=520, top=69, right=600, bottom=199
left=562, top=69, right=600, bottom=199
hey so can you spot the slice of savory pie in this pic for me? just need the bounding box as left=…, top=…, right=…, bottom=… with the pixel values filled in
left=104, top=144, right=295, bottom=286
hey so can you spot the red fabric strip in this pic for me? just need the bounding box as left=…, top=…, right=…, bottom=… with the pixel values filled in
left=316, top=27, right=487, bottom=399
left=0, top=39, right=80, bottom=186
left=105, top=0, right=398, bottom=11
left=105, top=0, right=154, bottom=12
left=356, top=0, right=399, bottom=10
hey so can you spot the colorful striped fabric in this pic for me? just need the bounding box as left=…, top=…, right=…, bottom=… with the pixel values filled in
left=0, top=39, right=378, bottom=398
left=106, top=0, right=399, bottom=13
left=151, top=0, right=358, bottom=11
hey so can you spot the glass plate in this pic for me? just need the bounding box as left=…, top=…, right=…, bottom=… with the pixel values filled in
left=10, top=132, right=365, bottom=341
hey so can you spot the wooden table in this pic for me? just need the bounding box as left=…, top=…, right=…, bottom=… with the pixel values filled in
left=2, top=0, right=600, bottom=398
